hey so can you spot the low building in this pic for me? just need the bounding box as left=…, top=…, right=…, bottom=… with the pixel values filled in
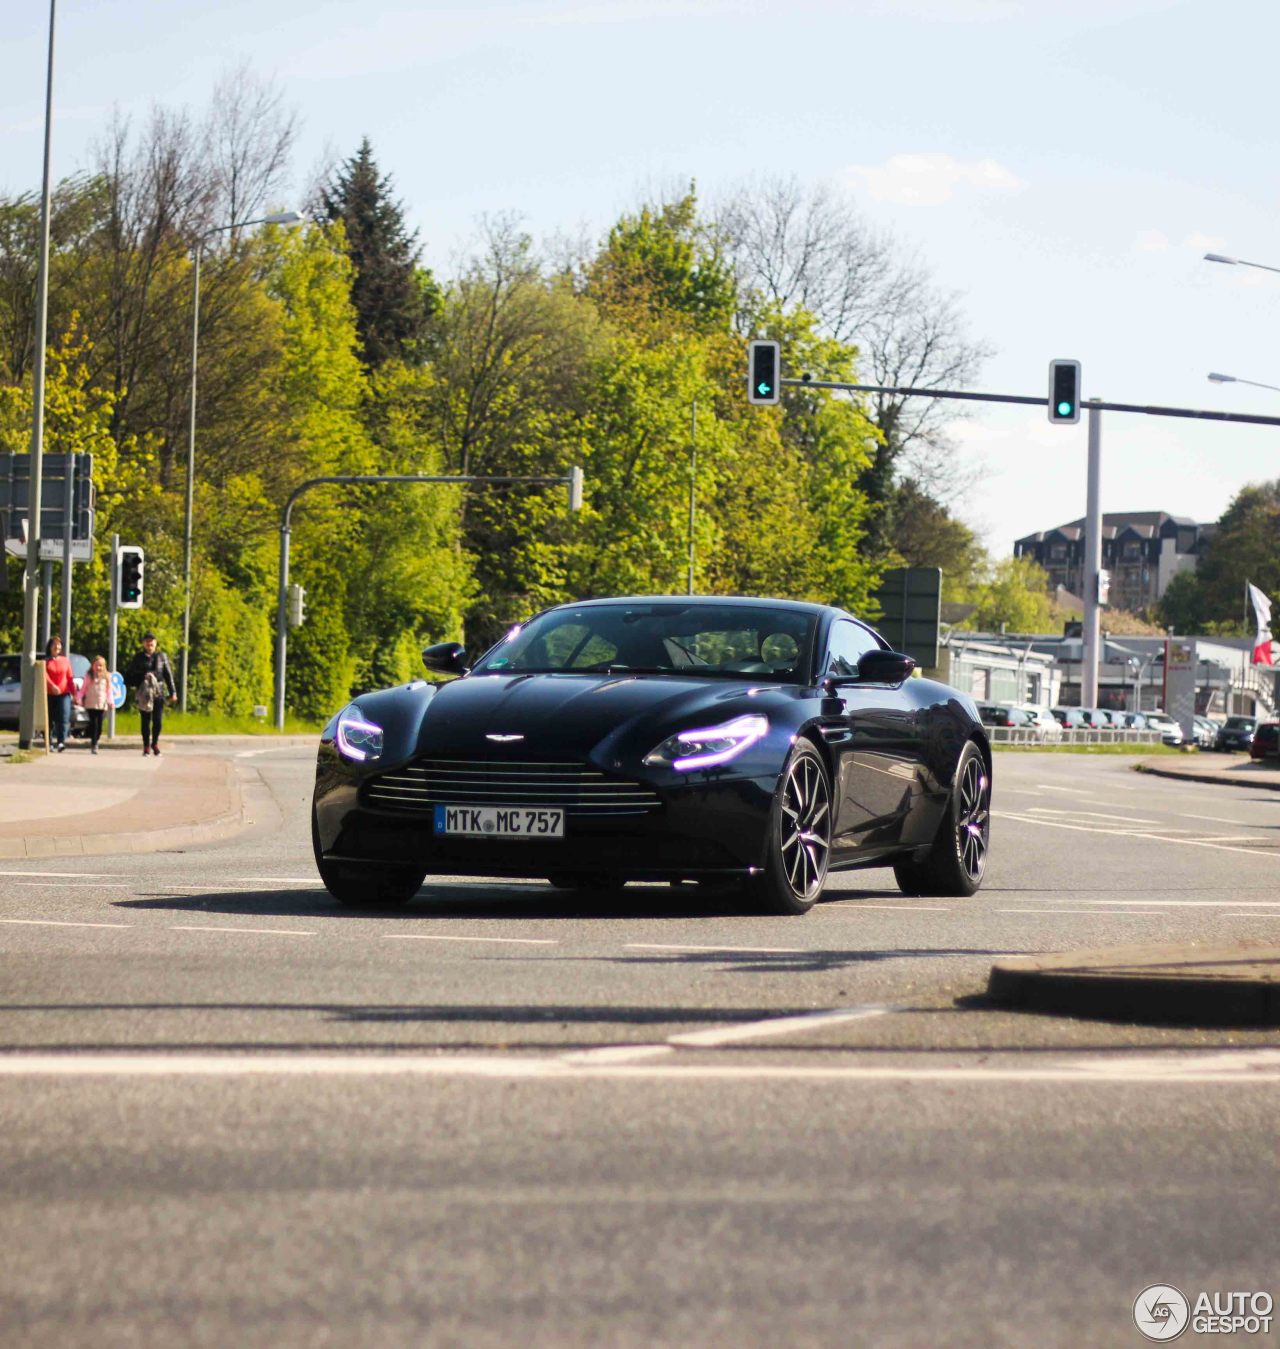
left=1014, top=511, right=1212, bottom=613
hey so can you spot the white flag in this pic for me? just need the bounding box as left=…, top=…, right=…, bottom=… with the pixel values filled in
left=1248, top=582, right=1273, bottom=666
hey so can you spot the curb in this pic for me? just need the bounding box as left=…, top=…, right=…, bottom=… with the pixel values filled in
left=1134, top=761, right=1280, bottom=793
left=0, top=801, right=247, bottom=859
left=987, top=944, right=1280, bottom=1027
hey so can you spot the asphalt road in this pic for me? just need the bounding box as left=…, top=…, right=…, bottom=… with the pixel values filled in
left=2, top=745, right=1279, bottom=1347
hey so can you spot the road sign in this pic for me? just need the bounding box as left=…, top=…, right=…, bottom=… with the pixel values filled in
left=0, top=452, right=95, bottom=544
left=109, top=671, right=127, bottom=710
left=4, top=536, right=95, bottom=562
left=748, top=340, right=780, bottom=405
left=872, top=566, right=942, bottom=670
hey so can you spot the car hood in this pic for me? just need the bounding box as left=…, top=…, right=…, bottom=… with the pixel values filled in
left=417, top=671, right=769, bottom=761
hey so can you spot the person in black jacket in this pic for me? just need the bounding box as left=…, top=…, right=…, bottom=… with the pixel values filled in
left=125, top=632, right=177, bottom=756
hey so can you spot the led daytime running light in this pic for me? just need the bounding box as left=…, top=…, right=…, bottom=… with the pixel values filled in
left=336, top=707, right=384, bottom=762
left=646, top=713, right=769, bottom=771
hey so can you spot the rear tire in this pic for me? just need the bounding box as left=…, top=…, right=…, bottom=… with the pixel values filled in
left=746, top=739, right=832, bottom=915
left=893, top=740, right=989, bottom=898
left=312, top=803, right=424, bottom=907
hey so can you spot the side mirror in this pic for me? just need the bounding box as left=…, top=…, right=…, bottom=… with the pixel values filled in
left=421, top=641, right=469, bottom=678
left=856, top=649, right=915, bottom=684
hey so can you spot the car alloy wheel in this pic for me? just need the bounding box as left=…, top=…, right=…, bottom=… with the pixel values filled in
left=779, top=746, right=831, bottom=903
left=955, top=753, right=990, bottom=883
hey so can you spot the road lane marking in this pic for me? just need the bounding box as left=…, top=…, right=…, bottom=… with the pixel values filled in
left=998, top=811, right=1278, bottom=859
left=667, top=1005, right=891, bottom=1047
left=0, top=870, right=119, bottom=879
left=170, top=925, right=314, bottom=936
left=383, top=934, right=557, bottom=946
left=1034, top=785, right=1091, bottom=794
left=625, top=943, right=805, bottom=954
left=996, top=908, right=1166, bottom=915
left=1181, top=813, right=1256, bottom=824
left=1, top=1053, right=1278, bottom=1083
left=826, top=903, right=952, bottom=911
left=1222, top=912, right=1280, bottom=918
left=0, top=917, right=130, bottom=929
left=1028, top=808, right=1160, bottom=824
left=10, top=881, right=133, bottom=888
left=561, top=1045, right=675, bottom=1065
left=234, top=877, right=326, bottom=885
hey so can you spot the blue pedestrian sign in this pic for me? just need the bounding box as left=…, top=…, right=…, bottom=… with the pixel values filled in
left=109, top=671, right=127, bottom=710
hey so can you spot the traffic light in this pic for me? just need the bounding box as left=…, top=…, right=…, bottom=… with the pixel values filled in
left=117, top=545, right=144, bottom=609
left=748, top=340, right=780, bottom=405
left=288, top=584, right=307, bottom=628
left=1048, top=359, right=1081, bottom=424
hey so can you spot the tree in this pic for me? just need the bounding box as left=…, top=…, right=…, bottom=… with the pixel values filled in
left=966, top=556, right=1053, bottom=633
left=888, top=478, right=986, bottom=600
left=1185, top=481, right=1280, bottom=631
left=320, top=139, right=438, bottom=368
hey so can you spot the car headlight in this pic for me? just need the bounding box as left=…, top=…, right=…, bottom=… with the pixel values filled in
left=335, top=705, right=383, bottom=762
left=644, top=714, right=768, bottom=771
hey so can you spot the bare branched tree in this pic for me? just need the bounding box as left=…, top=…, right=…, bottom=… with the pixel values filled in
left=203, top=63, right=299, bottom=234
left=717, top=176, right=991, bottom=511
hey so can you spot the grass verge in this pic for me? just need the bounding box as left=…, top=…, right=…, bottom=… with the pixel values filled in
left=112, top=709, right=322, bottom=736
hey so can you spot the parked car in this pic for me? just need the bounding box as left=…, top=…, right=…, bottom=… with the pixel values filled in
left=1250, top=722, right=1280, bottom=761
left=1075, top=708, right=1107, bottom=729
left=1144, top=710, right=1185, bottom=746
left=977, top=703, right=1035, bottom=731
left=1009, top=704, right=1064, bottom=741
left=1115, top=712, right=1150, bottom=732
left=0, top=651, right=90, bottom=737
left=1215, top=716, right=1258, bottom=753
left=1192, top=715, right=1220, bottom=749
left=1051, top=707, right=1090, bottom=731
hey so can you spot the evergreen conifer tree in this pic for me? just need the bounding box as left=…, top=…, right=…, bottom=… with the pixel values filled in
left=320, top=138, right=439, bottom=367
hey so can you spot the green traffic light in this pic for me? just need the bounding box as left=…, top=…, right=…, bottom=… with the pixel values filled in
left=757, top=382, right=771, bottom=396
left=1057, top=401, right=1072, bottom=417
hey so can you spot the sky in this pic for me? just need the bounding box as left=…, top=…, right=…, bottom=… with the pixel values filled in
left=3, top=0, right=1279, bottom=557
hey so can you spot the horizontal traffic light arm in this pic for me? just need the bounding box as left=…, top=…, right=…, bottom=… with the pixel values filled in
left=780, top=378, right=1280, bottom=428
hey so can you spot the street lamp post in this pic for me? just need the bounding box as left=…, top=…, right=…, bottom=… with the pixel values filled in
left=1207, top=372, right=1280, bottom=395
left=182, top=209, right=302, bottom=712
left=1204, top=252, right=1280, bottom=277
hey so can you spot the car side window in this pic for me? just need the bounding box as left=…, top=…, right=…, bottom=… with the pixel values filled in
left=825, top=620, right=880, bottom=678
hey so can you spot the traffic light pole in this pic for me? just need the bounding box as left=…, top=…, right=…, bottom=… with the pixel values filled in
left=777, top=374, right=1280, bottom=708
left=1082, top=407, right=1102, bottom=709
left=107, top=534, right=118, bottom=741
left=274, top=470, right=584, bottom=730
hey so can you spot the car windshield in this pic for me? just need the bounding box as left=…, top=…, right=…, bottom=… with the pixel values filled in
left=1225, top=717, right=1255, bottom=730
left=473, top=602, right=819, bottom=682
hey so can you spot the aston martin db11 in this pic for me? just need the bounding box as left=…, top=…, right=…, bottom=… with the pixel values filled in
left=311, top=596, right=991, bottom=914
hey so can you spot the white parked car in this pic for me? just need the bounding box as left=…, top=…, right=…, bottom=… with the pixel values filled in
left=1143, top=710, right=1184, bottom=746
left=1007, top=704, right=1063, bottom=742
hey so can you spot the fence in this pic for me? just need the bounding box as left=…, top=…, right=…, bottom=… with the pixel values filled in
left=987, top=726, right=1164, bottom=746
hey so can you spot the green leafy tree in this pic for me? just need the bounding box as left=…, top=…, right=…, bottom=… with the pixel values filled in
left=320, top=139, right=439, bottom=368
left=1181, top=481, right=1280, bottom=631
left=966, top=555, right=1053, bottom=633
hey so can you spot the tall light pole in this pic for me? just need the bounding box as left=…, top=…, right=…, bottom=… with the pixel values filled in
left=18, top=0, right=57, bottom=750
left=1208, top=371, right=1280, bottom=395
left=182, top=209, right=302, bottom=711
left=1204, top=251, right=1280, bottom=277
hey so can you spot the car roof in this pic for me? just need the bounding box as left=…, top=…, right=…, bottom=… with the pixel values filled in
left=548, top=595, right=843, bottom=619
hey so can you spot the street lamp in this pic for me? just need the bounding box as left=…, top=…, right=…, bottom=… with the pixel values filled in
left=1207, top=371, right=1280, bottom=395
left=1204, top=252, right=1280, bottom=277
left=182, top=209, right=303, bottom=712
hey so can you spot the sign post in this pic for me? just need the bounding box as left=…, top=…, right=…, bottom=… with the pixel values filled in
left=108, top=534, right=119, bottom=741
left=871, top=567, right=942, bottom=671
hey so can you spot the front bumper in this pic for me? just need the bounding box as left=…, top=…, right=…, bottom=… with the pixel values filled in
left=315, top=760, right=778, bottom=880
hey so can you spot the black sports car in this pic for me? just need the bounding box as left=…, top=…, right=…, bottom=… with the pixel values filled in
left=312, top=596, right=991, bottom=914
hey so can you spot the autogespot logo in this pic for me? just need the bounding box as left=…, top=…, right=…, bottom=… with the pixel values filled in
left=1133, top=1285, right=1190, bottom=1341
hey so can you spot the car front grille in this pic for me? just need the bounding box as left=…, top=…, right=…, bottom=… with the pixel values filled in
left=363, top=759, right=661, bottom=817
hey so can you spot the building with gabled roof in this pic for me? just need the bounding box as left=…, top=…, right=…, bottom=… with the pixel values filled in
left=1014, top=511, right=1211, bottom=614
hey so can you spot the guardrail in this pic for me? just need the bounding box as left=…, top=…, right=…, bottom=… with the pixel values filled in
left=987, top=727, right=1166, bottom=746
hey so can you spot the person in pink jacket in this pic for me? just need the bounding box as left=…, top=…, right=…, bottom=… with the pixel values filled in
left=43, top=635, right=74, bottom=752
left=77, top=655, right=111, bottom=755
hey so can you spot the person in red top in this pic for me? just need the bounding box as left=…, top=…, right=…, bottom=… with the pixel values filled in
left=43, top=635, right=74, bottom=752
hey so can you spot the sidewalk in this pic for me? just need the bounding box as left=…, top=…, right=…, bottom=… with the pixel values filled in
left=987, top=942, right=1280, bottom=1026
left=1135, top=751, right=1280, bottom=792
left=0, top=736, right=314, bottom=858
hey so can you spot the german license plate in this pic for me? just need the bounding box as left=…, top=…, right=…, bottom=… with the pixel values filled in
left=433, top=805, right=565, bottom=839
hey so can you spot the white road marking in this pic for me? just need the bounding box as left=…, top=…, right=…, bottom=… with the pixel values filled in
left=0, top=870, right=118, bottom=879
left=827, top=903, right=952, bottom=912
left=625, top=942, right=805, bottom=954
left=1222, top=912, right=1280, bottom=918
left=0, top=917, right=130, bottom=929
left=561, top=1045, right=675, bottom=1065
left=10, top=881, right=132, bottom=888
left=1, top=1053, right=1278, bottom=1083
left=1181, top=813, right=1255, bottom=824
left=1034, top=784, right=1091, bottom=794
left=170, top=925, right=314, bottom=936
left=234, top=877, right=325, bottom=885
left=668, top=1005, right=891, bottom=1047
left=1073, top=898, right=1280, bottom=908
left=996, top=908, right=1165, bottom=916
left=999, top=810, right=1277, bottom=859
left=1028, top=807, right=1160, bottom=824
left=383, top=933, right=557, bottom=946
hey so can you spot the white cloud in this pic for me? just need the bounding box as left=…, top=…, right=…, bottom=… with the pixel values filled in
left=1133, top=229, right=1169, bottom=253
left=1182, top=230, right=1227, bottom=252
left=843, top=153, right=1025, bottom=207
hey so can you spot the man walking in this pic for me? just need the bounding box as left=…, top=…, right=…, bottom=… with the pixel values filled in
left=125, top=632, right=177, bottom=756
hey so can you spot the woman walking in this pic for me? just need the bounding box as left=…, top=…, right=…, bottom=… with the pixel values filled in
left=78, top=655, right=111, bottom=755
left=43, top=635, right=74, bottom=753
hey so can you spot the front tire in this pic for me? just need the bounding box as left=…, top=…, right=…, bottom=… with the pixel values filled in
left=748, top=739, right=832, bottom=915
left=312, top=803, right=424, bottom=907
left=894, top=740, right=989, bottom=898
